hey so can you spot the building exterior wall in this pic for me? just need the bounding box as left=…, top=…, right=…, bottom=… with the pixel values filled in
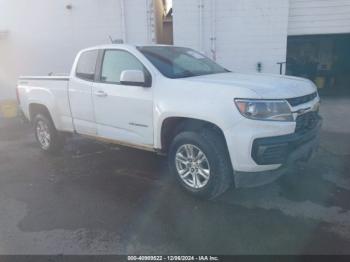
left=288, top=0, right=350, bottom=36
left=0, top=0, right=152, bottom=99
left=1, top=0, right=350, bottom=100
left=173, top=0, right=290, bottom=74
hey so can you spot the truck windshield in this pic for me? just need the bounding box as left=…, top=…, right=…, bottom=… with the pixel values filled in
left=137, top=46, right=229, bottom=79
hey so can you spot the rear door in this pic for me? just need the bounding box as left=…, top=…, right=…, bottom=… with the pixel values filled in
left=68, top=50, right=98, bottom=135
left=92, top=49, right=154, bottom=147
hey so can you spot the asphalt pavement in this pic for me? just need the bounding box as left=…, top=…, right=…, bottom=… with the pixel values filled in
left=0, top=97, right=349, bottom=255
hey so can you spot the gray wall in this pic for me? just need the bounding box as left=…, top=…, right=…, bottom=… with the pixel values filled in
left=173, top=0, right=290, bottom=74
left=0, top=0, right=153, bottom=99
left=1, top=0, right=350, bottom=99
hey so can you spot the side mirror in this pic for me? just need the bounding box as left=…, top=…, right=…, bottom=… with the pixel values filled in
left=120, top=70, right=150, bottom=87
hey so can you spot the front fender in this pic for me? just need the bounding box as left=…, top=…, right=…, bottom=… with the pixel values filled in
left=154, top=111, right=236, bottom=150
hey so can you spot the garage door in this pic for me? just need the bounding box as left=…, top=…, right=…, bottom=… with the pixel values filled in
left=288, top=0, right=350, bottom=36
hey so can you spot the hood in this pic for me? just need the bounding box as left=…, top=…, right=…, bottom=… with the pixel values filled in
left=183, top=72, right=317, bottom=99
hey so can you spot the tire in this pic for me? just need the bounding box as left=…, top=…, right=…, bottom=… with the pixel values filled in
left=33, top=114, right=64, bottom=153
left=168, top=128, right=233, bottom=200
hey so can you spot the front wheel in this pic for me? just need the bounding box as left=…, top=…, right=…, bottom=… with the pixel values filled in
left=168, top=129, right=233, bottom=200
left=33, top=114, right=64, bottom=153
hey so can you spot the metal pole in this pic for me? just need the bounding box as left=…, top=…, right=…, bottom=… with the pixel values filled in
left=198, top=0, right=203, bottom=52
left=277, top=62, right=286, bottom=75
left=120, top=0, right=127, bottom=43
left=210, top=0, right=217, bottom=60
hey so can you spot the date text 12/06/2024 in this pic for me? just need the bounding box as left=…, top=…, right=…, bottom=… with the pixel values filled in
left=127, top=255, right=220, bottom=261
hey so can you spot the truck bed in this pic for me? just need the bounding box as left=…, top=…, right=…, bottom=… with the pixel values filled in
left=19, top=76, right=69, bottom=81
left=18, top=76, right=74, bottom=132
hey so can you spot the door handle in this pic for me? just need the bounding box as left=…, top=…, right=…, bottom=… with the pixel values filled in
left=95, top=90, right=108, bottom=97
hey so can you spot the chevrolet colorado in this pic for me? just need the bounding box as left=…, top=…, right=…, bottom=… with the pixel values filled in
left=17, top=44, right=321, bottom=199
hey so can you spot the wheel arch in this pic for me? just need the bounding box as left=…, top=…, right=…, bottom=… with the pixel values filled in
left=159, top=116, right=229, bottom=155
left=28, top=103, right=55, bottom=128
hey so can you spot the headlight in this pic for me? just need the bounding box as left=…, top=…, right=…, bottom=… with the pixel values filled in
left=234, top=99, right=293, bottom=121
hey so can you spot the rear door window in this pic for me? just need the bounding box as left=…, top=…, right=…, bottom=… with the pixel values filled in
left=76, top=50, right=99, bottom=81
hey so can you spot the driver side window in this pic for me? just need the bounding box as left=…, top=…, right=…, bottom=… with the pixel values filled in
left=100, top=50, right=145, bottom=84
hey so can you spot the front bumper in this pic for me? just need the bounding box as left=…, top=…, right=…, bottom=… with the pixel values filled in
left=234, top=119, right=322, bottom=188
left=252, top=114, right=321, bottom=165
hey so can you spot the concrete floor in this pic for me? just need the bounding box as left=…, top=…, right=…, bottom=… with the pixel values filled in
left=0, top=98, right=349, bottom=255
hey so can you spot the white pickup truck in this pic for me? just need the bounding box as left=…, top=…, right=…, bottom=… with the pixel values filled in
left=17, top=44, right=321, bottom=199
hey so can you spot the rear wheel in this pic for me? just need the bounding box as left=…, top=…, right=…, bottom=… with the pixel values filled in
left=169, top=128, right=233, bottom=200
left=33, top=114, right=64, bottom=153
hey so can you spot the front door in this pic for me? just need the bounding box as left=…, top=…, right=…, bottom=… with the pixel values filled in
left=92, top=49, right=154, bottom=147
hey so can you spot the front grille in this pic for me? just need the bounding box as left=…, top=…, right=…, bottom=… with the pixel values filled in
left=295, top=111, right=320, bottom=133
left=286, top=92, right=317, bottom=107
